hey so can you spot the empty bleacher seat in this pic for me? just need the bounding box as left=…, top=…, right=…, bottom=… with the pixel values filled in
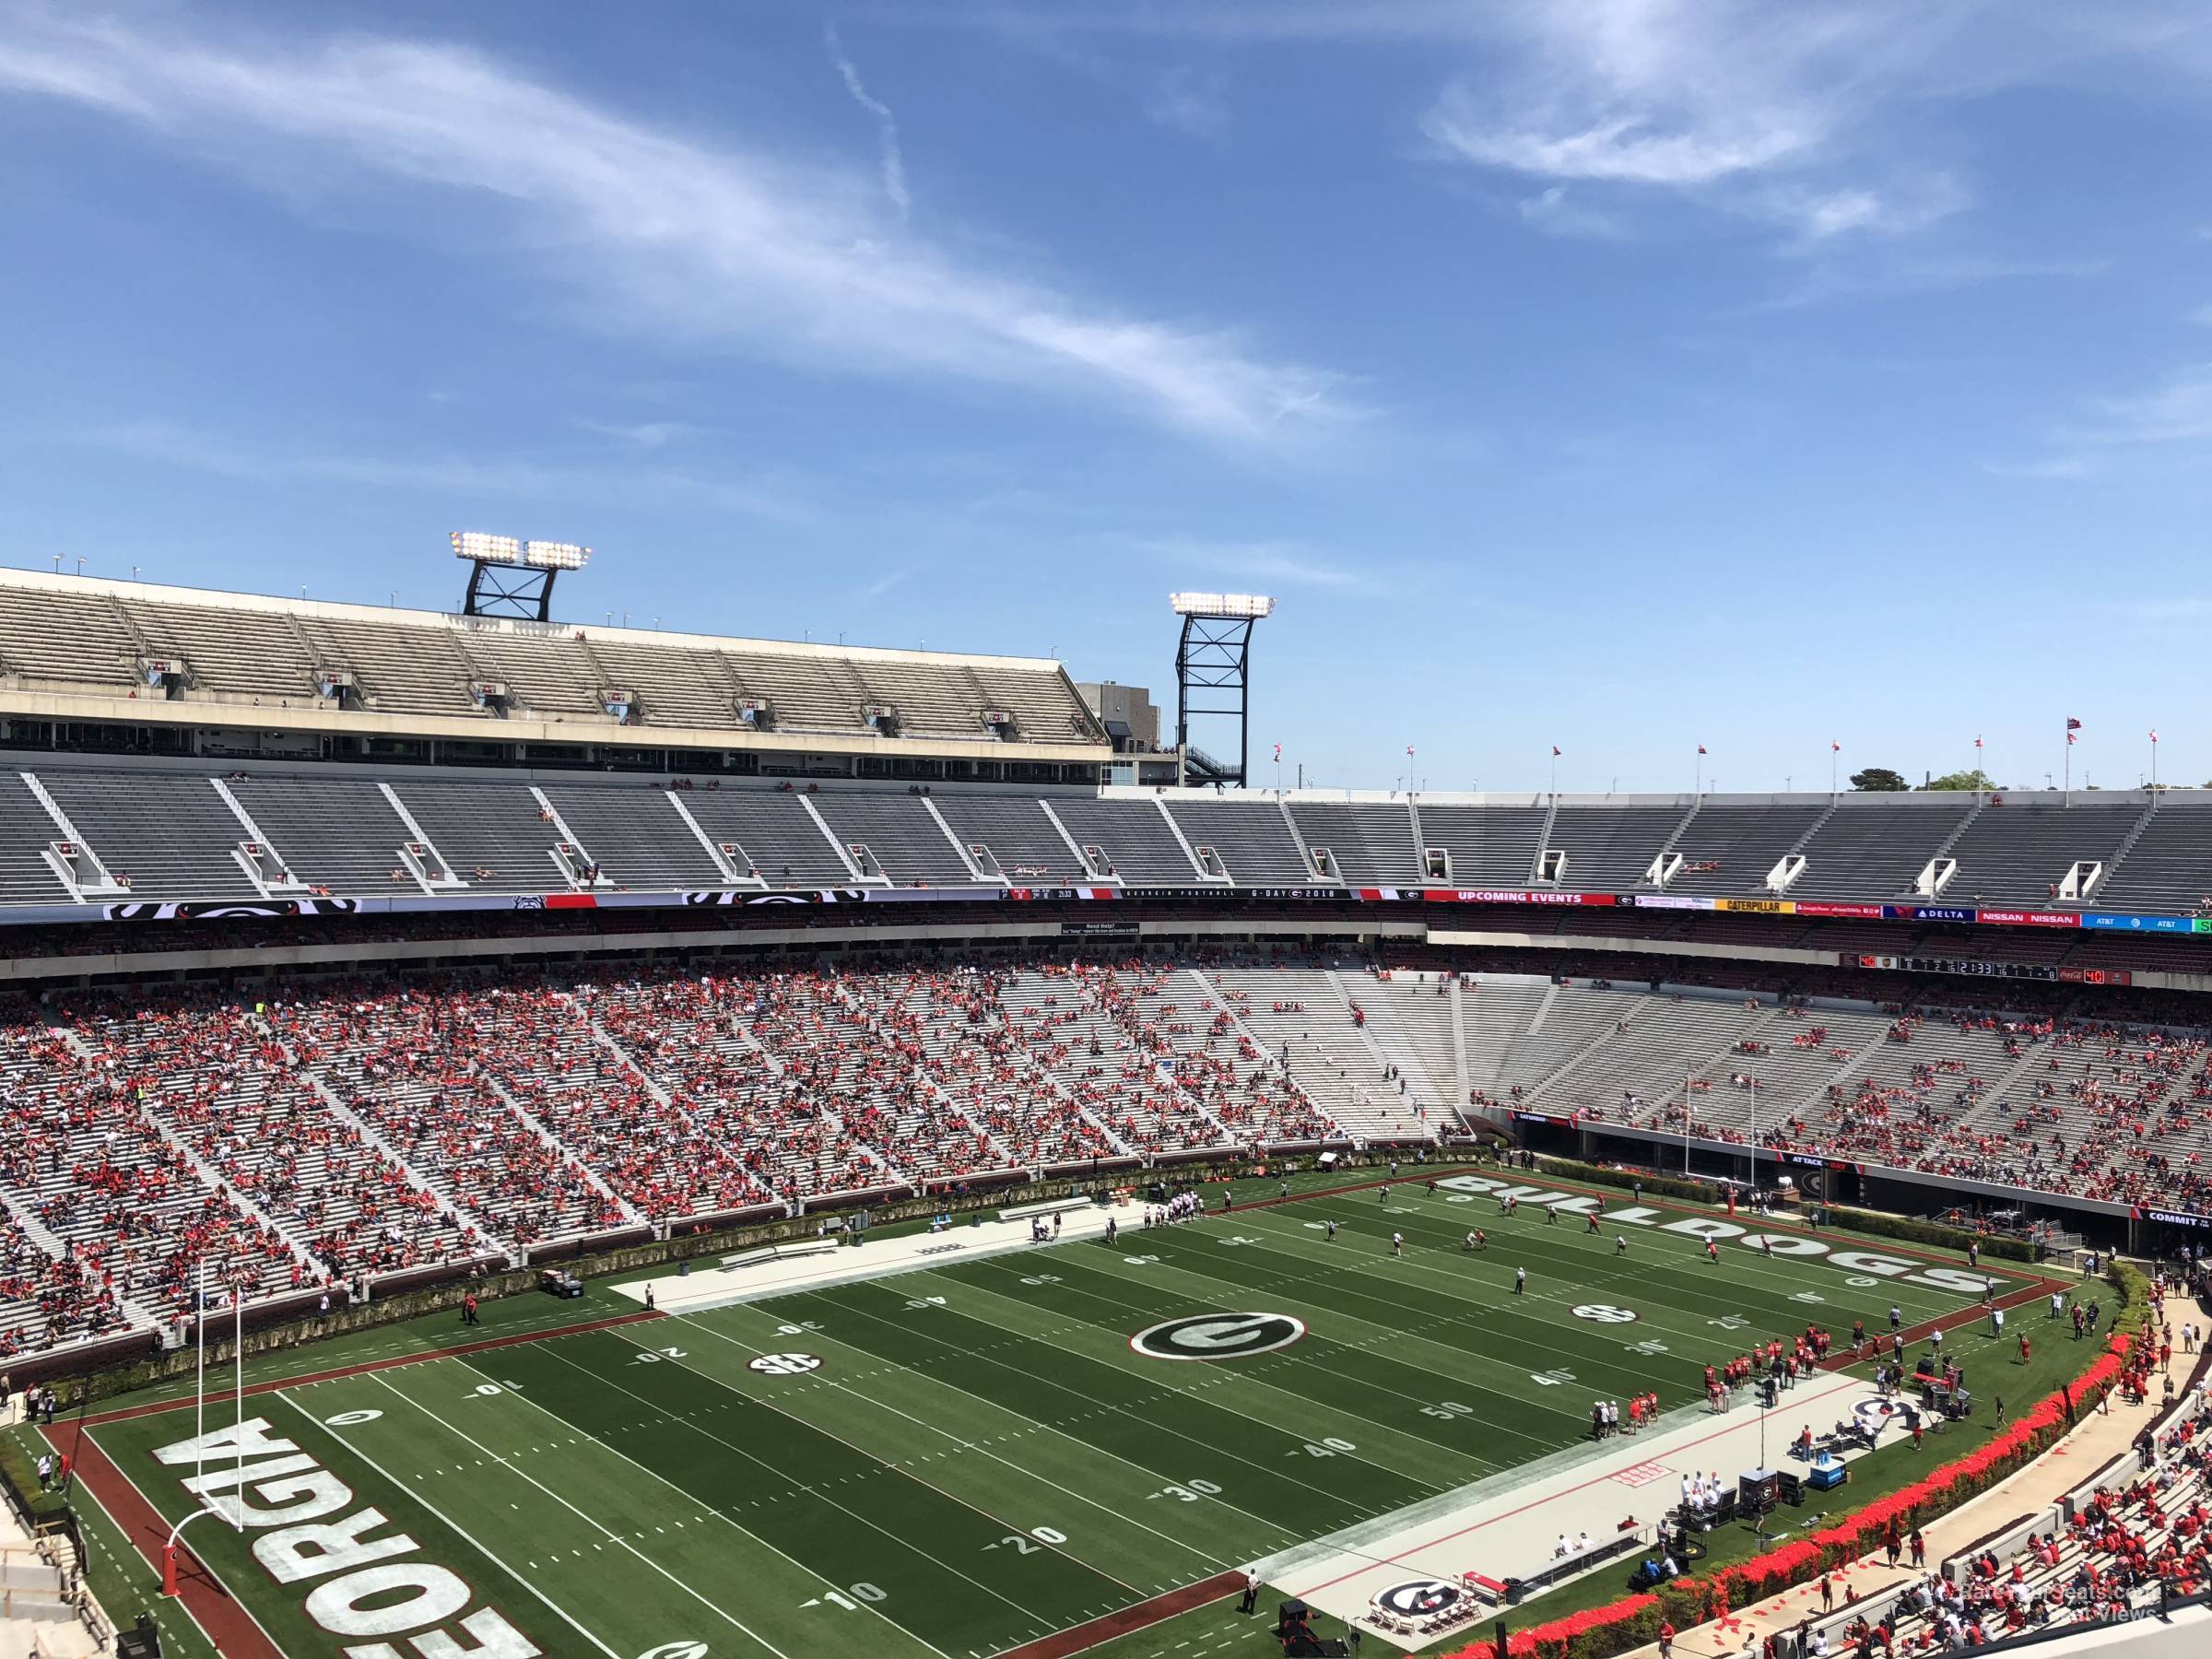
left=39, top=769, right=265, bottom=900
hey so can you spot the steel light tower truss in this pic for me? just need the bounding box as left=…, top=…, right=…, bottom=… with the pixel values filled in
left=1170, top=592, right=1275, bottom=787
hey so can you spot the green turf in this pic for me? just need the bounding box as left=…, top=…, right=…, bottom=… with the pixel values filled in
left=63, top=1165, right=2067, bottom=1659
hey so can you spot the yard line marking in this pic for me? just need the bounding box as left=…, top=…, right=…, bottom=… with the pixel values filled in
left=276, top=1388, right=627, bottom=1659
left=686, top=1303, right=1302, bottom=1547
left=1289, top=1188, right=2012, bottom=1327
left=787, top=1281, right=1367, bottom=1509
left=412, top=1347, right=959, bottom=1658
left=959, top=1249, right=1573, bottom=1448
left=658, top=1313, right=1223, bottom=1573
left=80, top=1308, right=669, bottom=1427
left=527, top=1335, right=1087, bottom=1625
left=355, top=1371, right=800, bottom=1659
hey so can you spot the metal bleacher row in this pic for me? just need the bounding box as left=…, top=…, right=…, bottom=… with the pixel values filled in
left=0, top=765, right=2206, bottom=908
left=0, top=571, right=1103, bottom=747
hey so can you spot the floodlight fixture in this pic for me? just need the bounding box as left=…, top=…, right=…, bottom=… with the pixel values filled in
left=451, top=532, right=524, bottom=565
left=1170, top=592, right=1275, bottom=619
left=524, top=540, right=590, bottom=571
left=451, top=530, right=593, bottom=621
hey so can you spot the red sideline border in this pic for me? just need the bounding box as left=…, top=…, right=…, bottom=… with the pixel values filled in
left=44, top=1426, right=287, bottom=1659
left=995, top=1570, right=1247, bottom=1659
left=43, top=1165, right=2065, bottom=1659
left=46, top=1312, right=668, bottom=1659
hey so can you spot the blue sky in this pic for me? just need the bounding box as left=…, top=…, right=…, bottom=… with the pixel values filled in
left=4, top=2, right=2211, bottom=793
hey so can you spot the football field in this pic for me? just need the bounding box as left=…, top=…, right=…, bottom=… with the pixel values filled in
left=62, top=1171, right=2053, bottom=1659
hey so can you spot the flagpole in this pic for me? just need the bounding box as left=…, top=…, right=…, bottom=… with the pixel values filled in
left=2150, top=731, right=2159, bottom=790
left=1549, top=749, right=1558, bottom=798
left=2064, top=723, right=2071, bottom=795
left=1685, top=1069, right=1693, bottom=1175
left=194, top=1257, right=206, bottom=1501
left=233, top=1277, right=244, bottom=1531
left=1695, top=747, right=1702, bottom=797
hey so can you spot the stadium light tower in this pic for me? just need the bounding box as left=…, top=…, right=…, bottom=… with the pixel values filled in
left=1169, top=592, right=1275, bottom=787
left=451, top=532, right=592, bottom=622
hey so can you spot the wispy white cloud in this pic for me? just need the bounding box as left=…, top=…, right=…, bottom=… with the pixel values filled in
left=1992, top=359, right=2212, bottom=479
left=1128, top=534, right=1374, bottom=591
left=859, top=566, right=915, bottom=601
left=1759, top=253, right=2106, bottom=310
left=1982, top=454, right=2094, bottom=481
left=2097, top=595, right=2212, bottom=624
left=574, top=418, right=700, bottom=451
left=0, top=12, right=1346, bottom=444
left=1142, top=65, right=1230, bottom=136
left=2080, top=365, right=2212, bottom=444
left=1416, top=1, right=1976, bottom=244
left=72, top=419, right=814, bottom=522
left=824, top=23, right=911, bottom=219
left=1517, top=184, right=1629, bottom=240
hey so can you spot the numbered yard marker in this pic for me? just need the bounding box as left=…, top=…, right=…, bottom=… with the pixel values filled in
left=986, top=1526, right=1071, bottom=1554
left=323, top=1409, right=382, bottom=1427
left=804, top=1584, right=888, bottom=1611
left=1147, top=1478, right=1224, bottom=1501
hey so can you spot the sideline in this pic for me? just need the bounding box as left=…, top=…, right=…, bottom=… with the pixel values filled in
left=42, top=1428, right=286, bottom=1659
left=991, top=1570, right=1246, bottom=1659
left=76, top=1307, right=667, bottom=1428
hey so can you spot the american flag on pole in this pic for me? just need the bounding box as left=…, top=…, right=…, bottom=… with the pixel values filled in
left=1830, top=740, right=1841, bottom=752
left=1697, top=744, right=1707, bottom=755
left=1273, top=743, right=1281, bottom=761
left=1974, top=735, right=1983, bottom=750
left=2150, top=729, right=2159, bottom=744
left=1551, top=746, right=1562, bottom=757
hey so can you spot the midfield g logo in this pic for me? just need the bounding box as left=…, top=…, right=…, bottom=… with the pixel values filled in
left=1130, top=1312, right=1308, bottom=1361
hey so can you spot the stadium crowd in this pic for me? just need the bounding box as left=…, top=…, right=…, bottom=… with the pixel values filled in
left=3, top=951, right=2212, bottom=1358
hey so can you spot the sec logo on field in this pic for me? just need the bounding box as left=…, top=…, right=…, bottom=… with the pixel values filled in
left=1572, top=1303, right=1640, bottom=1324
left=747, top=1352, right=823, bottom=1375
left=1372, top=1579, right=1465, bottom=1618
left=1130, top=1312, right=1308, bottom=1361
